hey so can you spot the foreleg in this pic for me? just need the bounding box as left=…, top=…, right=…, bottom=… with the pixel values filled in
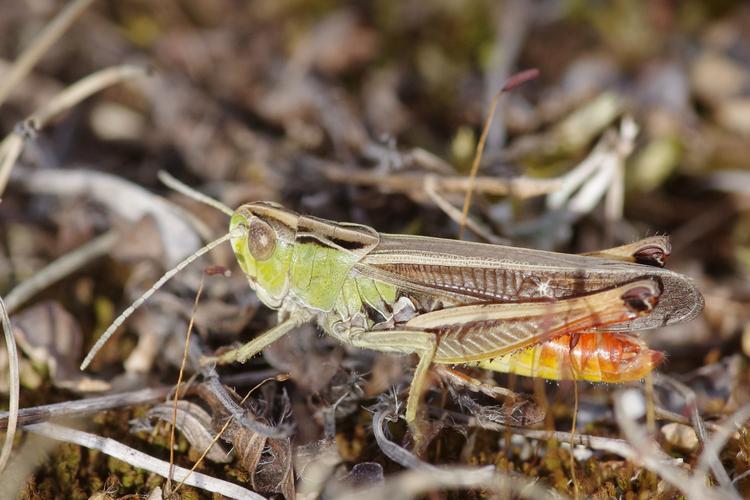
left=202, top=311, right=312, bottom=365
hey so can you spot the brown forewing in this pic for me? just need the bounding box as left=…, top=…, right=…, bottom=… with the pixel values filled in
left=358, top=233, right=703, bottom=332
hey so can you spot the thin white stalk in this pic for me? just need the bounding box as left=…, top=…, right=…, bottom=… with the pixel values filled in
left=23, top=422, right=265, bottom=499
left=0, top=297, right=19, bottom=473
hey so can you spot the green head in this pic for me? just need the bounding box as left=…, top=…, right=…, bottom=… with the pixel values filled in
left=230, top=202, right=299, bottom=308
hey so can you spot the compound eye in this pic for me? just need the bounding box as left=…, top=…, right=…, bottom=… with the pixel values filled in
left=246, top=217, right=276, bottom=261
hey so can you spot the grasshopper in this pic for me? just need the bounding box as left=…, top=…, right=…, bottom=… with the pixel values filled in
left=81, top=184, right=703, bottom=432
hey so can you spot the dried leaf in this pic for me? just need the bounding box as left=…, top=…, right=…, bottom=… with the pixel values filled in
left=226, top=412, right=295, bottom=499
left=142, top=401, right=233, bottom=463
left=253, top=437, right=295, bottom=500
left=199, top=379, right=296, bottom=498
left=12, top=301, right=110, bottom=392
left=233, top=422, right=268, bottom=475
left=295, top=438, right=341, bottom=484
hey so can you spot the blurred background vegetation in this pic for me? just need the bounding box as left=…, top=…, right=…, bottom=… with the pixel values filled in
left=1, top=0, right=750, bottom=498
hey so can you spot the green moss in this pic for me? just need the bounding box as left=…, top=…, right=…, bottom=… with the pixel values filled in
left=178, top=489, right=201, bottom=500
left=54, top=443, right=81, bottom=485
left=106, top=456, right=146, bottom=489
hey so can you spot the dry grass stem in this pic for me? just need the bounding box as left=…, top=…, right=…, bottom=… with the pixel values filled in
left=332, top=465, right=558, bottom=500
left=0, top=370, right=279, bottom=430
left=4, top=231, right=117, bottom=314
left=371, top=398, right=438, bottom=470
left=0, top=0, right=96, bottom=107
left=23, top=422, right=265, bottom=499
left=0, top=296, right=19, bottom=473
left=0, top=65, right=148, bottom=195
left=167, top=273, right=206, bottom=490
left=319, top=161, right=563, bottom=199
left=613, top=390, right=737, bottom=500
left=423, top=175, right=507, bottom=243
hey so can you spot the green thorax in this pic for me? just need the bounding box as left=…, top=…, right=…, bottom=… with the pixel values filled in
left=230, top=203, right=394, bottom=315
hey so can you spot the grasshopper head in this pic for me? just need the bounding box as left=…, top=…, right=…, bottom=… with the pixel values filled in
left=230, top=202, right=299, bottom=308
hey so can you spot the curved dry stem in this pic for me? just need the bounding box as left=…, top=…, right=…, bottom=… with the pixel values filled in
left=371, top=399, right=437, bottom=471
left=458, top=68, right=540, bottom=239
left=333, top=465, right=557, bottom=500
left=0, top=297, right=19, bottom=473
left=696, top=403, right=750, bottom=480
left=613, top=389, right=735, bottom=500
left=0, top=64, right=149, bottom=195
left=0, top=0, right=96, bottom=108
left=33, top=65, right=148, bottom=127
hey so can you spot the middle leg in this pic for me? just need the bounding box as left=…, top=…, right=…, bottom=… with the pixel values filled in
left=348, top=328, right=438, bottom=426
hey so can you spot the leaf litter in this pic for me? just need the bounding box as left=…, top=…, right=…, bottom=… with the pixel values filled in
left=1, top=1, right=750, bottom=498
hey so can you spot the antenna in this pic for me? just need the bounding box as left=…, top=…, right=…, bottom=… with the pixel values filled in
left=80, top=231, right=236, bottom=370
left=158, top=170, right=234, bottom=217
